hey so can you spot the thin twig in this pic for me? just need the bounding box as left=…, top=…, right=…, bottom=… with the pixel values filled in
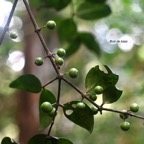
left=42, top=77, right=58, bottom=88
left=0, top=0, right=18, bottom=45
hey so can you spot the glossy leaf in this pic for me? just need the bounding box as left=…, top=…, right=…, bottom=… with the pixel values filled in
left=58, top=19, right=77, bottom=41
left=41, top=0, right=71, bottom=11
left=85, top=65, right=122, bottom=103
left=39, top=89, right=56, bottom=129
left=103, top=86, right=122, bottom=104
left=63, top=101, right=94, bottom=133
left=77, top=2, right=111, bottom=20
left=28, top=134, right=73, bottom=144
left=1, top=137, right=18, bottom=144
left=66, top=36, right=81, bottom=57
left=79, top=32, right=101, bottom=56
left=9, top=74, right=42, bottom=93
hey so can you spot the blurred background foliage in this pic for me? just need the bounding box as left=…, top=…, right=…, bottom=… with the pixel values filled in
left=1, top=0, right=144, bottom=144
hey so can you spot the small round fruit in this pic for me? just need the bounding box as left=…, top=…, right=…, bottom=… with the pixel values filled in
left=55, top=57, right=64, bottom=66
left=68, top=68, right=78, bottom=78
left=10, top=32, right=17, bottom=39
left=76, top=102, right=86, bottom=109
left=49, top=107, right=56, bottom=117
left=94, top=85, right=104, bottom=94
left=91, top=106, right=98, bottom=115
left=119, top=110, right=129, bottom=120
left=89, top=94, right=97, bottom=101
left=130, top=103, right=139, bottom=113
left=57, top=48, right=66, bottom=57
left=35, top=57, right=44, bottom=66
left=120, top=121, right=130, bottom=131
left=41, top=102, right=53, bottom=113
left=46, top=20, right=56, bottom=30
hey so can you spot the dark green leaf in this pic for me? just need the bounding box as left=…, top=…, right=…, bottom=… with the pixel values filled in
left=63, top=101, right=94, bottom=133
left=85, top=65, right=118, bottom=91
left=39, top=89, right=56, bottom=129
left=28, top=134, right=73, bottom=144
left=41, top=0, right=72, bottom=11
left=66, top=36, right=81, bottom=57
left=1, top=137, right=18, bottom=144
left=58, top=19, right=77, bottom=42
left=103, top=86, right=122, bottom=104
left=77, top=2, right=111, bottom=20
left=29, top=0, right=41, bottom=8
left=9, top=74, right=42, bottom=93
left=79, top=32, right=101, bottom=56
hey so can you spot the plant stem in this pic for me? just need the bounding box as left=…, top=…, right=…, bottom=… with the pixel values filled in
left=0, top=0, right=18, bottom=46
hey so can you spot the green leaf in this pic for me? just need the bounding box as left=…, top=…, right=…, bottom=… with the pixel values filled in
left=28, top=134, right=73, bottom=144
left=39, top=89, right=56, bottom=129
left=63, top=101, right=94, bottom=133
left=58, top=19, right=77, bottom=42
left=1, top=137, right=18, bottom=144
left=66, top=36, right=81, bottom=57
left=77, top=2, right=111, bottom=20
left=41, top=0, right=72, bottom=11
left=85, top=65, right=118, bottom=90
left=9, top=74, right=42, bottom=93
left=29, top=0, right=41, bottom=8
left=79, top=32, right=101, bottom=56
left=103, top=86, right=122, bottom=104
left=85, top=65, right=122, bottom=103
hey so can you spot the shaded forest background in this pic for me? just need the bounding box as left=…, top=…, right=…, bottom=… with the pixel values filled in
left=1, top=0, right=144, bottom=144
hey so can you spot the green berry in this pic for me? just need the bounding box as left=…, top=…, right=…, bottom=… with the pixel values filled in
left=57, top=48, right=66, bottom=57
left=90, top=106, right=98, bottom=115
left=10, top=32, right=17, bottom=39
left=76, top=102, right=86, bottom=109
left=46, top=20, right=56, bottom=30
left=89, top=94, right=97, bottom=101
left=119, top=110, right=129, bottom=120
left=120, top=121, right=130, bottom=131
left=49, top=107, right=56, bottom=117
left=35, top=57, right=44, bottom=66
left=55, top=57, right=64, bottom=66
left=68, top=68, right=78, bottom=78
left=130, top=103, right=139, bottom=113
left=94, top=85, right=104, bottom=94
left=41, top=102, right=53, bottom=113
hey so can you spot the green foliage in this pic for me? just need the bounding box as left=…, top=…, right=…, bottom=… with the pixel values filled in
left=9, top=74, right=42, bottom=93
left=28, top=134, right=73, bottom=144
left=63, top=101, right=94, bottom=133
left=1, top=137, right=17, bottom=144
left=77, top=2, right=111, bottom=20
left=85, top=65, right=122, bottom=104
left=39, top=89, right=56, bottom=129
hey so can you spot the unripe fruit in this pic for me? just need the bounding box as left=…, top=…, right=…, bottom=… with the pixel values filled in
left=10, top=32, right=17, bottom=39
left=49, top=107, right=56, bottom=117
left=41, top=102, right=53, bottom=113
left=120, top=121, right=130, bottom=131
left=76, top=102, right=86, bottom=109
left=94, top=85, right=104, bottom=94
left=46, top=20, right=56, bottom=30
left=130, top=103, right=139, bottom=113
left=119, top=110, right=129, bottom=120
left=55, top=57, right=64, bottom=66
left=57, top=48, right=66, bottom=57
left=68, top=68, right=78, bottom=78
left=90, top=106, right=98, bottom=115
left=89, top=94, right=97, bottom=101
left=35, top=57, right=44, bottom=66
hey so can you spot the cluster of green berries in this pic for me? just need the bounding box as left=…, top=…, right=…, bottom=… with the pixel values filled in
left=76, top=102, right=98, bottom=115
left=119, top=103, right=139, bottom=131
left=41, top=102, right=56, bottom=117
left=88, top=85, right=104, bottom=102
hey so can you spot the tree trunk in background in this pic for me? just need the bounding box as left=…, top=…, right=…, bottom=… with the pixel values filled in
left=17, top=12, right=59, bottom=144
